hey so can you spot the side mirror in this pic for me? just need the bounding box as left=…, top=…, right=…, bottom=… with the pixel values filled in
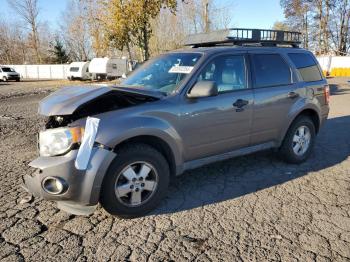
left=187, top=81, right=218, bottom=98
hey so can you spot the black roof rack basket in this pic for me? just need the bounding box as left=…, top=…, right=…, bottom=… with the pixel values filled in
left=185, top=28, right=302, bottom=48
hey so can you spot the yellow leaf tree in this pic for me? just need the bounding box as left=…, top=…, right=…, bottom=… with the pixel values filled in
left=105, top=0, right=177, bottom=61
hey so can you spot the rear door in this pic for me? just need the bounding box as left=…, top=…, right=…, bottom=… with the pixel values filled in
left=249, top=51, right=298, bottom=146
left=287, top=52, right=329, bottom=117
left=180, top=53, right=254, bottom=161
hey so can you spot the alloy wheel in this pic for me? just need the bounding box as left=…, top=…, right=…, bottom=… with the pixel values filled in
left=114, top=162, right=158, bottom=207
left=292, top=125, right=311, bottom=156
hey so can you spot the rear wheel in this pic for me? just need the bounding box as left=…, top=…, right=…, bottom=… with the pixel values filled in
left=279, top=116, right=316, bottom=164
left=100, top=144, right=170, bottom=218
left=2, top=76, right=7, bottom=82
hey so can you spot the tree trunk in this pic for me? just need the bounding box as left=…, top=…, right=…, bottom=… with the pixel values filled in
left=304, top=12, right=309, bottom=49
left=32, top=27, right=41, bottom=63
left=323, top=0, right=330, bottom=54
left=337, top=0, right=348, bottom=55
left=317, top=0, right=323, bottom=54
left=141, top=21, right=150, bottom=61
left=203, top=0, right=210, bottom=33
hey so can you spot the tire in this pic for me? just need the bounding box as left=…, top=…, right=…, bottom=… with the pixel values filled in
left=16, top=78, right=20, bottom=82
left=279, top=116, right=316, bottom=164
left=2, top=77, right=7, bottom=82
left=100, top=144, right=170, bottom=218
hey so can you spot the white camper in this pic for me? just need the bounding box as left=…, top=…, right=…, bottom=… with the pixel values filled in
left=88, top=57, right=129, bottom=80
left=67, top=62, right=90, bottom=80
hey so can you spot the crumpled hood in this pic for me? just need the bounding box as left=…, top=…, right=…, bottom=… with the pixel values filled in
left=39, top=86, right=111, bottom=116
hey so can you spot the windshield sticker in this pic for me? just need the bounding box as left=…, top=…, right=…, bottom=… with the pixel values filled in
left=169, top=66, right=194, bottom=74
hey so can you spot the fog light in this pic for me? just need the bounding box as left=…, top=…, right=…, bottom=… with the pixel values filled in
left=42, top=177, right=68, bottom=195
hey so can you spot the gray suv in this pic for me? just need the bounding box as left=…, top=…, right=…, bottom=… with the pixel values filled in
left=23, top=29, right=330, bottom=218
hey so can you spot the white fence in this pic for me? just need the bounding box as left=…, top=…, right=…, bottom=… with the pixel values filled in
left=5, top=64, right=70, bottom=79
left=5, top=56, right=350, bottom=79
left=316, top=56, right=350, bottom=72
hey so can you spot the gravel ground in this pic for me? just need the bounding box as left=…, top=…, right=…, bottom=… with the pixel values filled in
left=0, top=78, right=349, bottom=261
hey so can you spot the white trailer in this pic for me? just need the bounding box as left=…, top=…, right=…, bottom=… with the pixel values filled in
left=88, top=57, right=129, bottom=80
left=67, top=61, right=90, bottom=80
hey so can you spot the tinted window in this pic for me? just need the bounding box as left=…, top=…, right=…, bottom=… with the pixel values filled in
left=288, top=53, right=323, bottom=82
left=197, top=55, right=246, bottom=93
left=1, top=67, right=14, bottom=72
left=252, top=54, right=291, bottom=88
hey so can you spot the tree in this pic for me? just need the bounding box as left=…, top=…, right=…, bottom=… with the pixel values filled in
left=7, top=0, right=42, bottom=63
left=280, top=0, right=350, bottom=55
left=104, top=0, right=177, bottom=61
left=330, top=0, right=350, bottom=55
left=104, top=0, right=134, bottom=59
left=84, top=0, right=109, bottom=57
left=280, top=0, right=312, bottom=49
left=60, top=0, right=92, bottom=61
left=49, top=38, right=70, bottom=64
left=272, top=21, right=291, bottom=31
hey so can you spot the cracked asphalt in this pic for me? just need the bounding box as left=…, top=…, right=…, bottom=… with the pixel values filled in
left=0, top=78, right=349, bottom=261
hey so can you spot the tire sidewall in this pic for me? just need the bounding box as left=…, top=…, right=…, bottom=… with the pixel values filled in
left=100, top=146, right=169, bottom=218
left=283, top=117, right=316, bottom=163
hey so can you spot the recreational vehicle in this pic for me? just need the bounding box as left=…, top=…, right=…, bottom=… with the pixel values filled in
left=67, top=62, right=90, bottom=80
left=88, top=57, right=129, bottom=80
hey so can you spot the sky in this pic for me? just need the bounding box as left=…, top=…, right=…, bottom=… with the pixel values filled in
left=0, top=0, right=285, bottom=30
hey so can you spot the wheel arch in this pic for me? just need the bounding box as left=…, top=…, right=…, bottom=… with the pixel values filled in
left=279, top=108, right=320, bottom=146
left=113, top=135, right=178, bottom=178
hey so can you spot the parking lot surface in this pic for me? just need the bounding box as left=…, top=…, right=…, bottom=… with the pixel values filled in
left=0, top=79, right=349, bottom=261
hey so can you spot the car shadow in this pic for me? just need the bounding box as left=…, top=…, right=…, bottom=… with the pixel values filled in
left=329, top=83, right=350, bottom=96
left=152, top=115, right=350, bottom=216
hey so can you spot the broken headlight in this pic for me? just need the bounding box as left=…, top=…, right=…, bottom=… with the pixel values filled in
left=39, top=127, right=83, bottom=157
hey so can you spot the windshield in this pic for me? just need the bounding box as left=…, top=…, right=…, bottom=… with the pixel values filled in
left=122, top=53, right=202, bottom=94
left=2, top=67, right=15, bottom=72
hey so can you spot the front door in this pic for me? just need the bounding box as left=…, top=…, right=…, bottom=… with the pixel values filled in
left=179, top=54, right=254, bottom=161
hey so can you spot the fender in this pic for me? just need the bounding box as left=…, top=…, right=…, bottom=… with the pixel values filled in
left=94, top=114, right=184, bottom=170
left=277, top=97, right=321, bottom=146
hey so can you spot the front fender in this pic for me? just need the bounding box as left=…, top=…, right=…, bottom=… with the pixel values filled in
left=94, top=114, right=184, bottom=169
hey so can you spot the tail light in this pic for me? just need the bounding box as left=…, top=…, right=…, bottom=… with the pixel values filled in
left=324, top=85, right=330, bottom=105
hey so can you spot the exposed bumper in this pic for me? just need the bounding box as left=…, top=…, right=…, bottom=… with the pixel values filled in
left=24, top=147, right=116, bottom=214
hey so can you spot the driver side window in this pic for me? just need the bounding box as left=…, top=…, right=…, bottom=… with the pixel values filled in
left=197, top=55, right=247, bottom=93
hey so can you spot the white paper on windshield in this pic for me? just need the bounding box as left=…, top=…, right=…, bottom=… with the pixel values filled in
left=75, top=117, right=100, bottom=170
left=168, top=66, right=194, bottom=74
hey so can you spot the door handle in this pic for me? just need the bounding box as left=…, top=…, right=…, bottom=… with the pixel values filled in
left=233, top=99, right=249, bottom=108
left=288, top=91, right=299, bottom=99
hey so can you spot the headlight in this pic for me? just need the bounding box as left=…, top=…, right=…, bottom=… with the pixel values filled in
left=39, top=127, right=83, bottom=157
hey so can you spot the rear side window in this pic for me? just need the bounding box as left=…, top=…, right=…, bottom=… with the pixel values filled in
left=252, top=54, right=291, bottom=88
left=288, top=53, right=323, bottom=82
left=70, top=67, right=79, bottom=72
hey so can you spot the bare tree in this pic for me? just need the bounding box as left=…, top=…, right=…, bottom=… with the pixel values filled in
left=7, top=0, right=42, bottom=63
left=60, top=0, right=92, bottom=61
left=0, top=19, right=28, bottom=64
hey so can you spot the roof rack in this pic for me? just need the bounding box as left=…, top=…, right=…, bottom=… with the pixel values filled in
left=184, top=28, right=302, bottom=48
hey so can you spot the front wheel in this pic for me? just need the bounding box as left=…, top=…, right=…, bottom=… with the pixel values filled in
left=279, top=116, right=316, bottom=164
left=100, top=144, right=170, bottom=218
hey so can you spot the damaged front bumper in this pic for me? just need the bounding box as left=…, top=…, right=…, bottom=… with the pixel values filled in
left=23, top=147, right=116, bottom=215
